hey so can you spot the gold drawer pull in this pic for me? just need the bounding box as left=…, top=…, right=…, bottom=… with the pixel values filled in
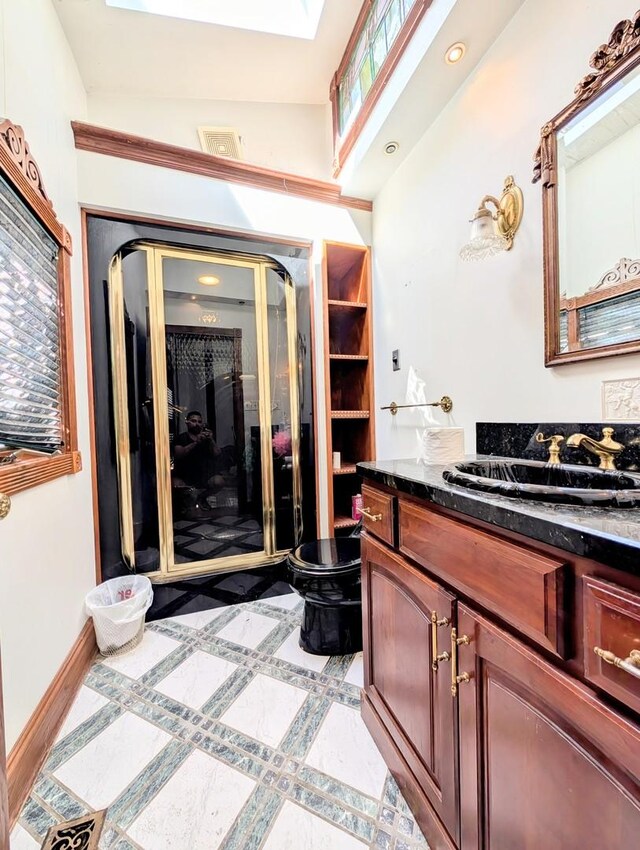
left=431, top=611, right=451, bottom=671
left=594, top=646, right=640, bottom=681
left=451, top=627, right=471, bottom=696
left=361, top=506, right=383, bottom=522
left=0, top=492, right=10, bottom=519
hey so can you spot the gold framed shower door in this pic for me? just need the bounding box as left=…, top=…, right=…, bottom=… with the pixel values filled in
left=108, top=242, right=302, bottom=582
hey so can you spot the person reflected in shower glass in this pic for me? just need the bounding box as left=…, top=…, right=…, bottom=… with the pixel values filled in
left=173, top=411, right=224, bottom=516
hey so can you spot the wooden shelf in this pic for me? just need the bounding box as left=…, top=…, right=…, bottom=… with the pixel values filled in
left=333, top=464, right=357, bottom=475
left=334, top=515, right=359, bottom=530
left=329, top=354, right=369, bottom=361
left=331, top=410, right=370, bottom=419
left=327, top=299, right=368, bottom=309
left=321, top=241, right=375, bottom=535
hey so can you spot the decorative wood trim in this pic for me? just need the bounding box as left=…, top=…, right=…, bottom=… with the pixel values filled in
left=533, top=10, right=640, bottom=366
left=71, top=122, right=373, bottom=212
left=0, top=652, right=9, bottom=850
left=0, top=118, right=81, bottom=494
left=534, top=11, right=640, bottom=186
left=331, top=0, right=433, bottom=177
left=7, top=621, right=97, bottom=828
left=0, top=452, right=81, bottom=497
left=590, top=257, right=640, bottom=291
left=561, top=273, right=640, bottom=311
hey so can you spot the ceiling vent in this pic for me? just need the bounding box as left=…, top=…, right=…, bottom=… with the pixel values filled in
left=197, top=127, right=243, bottom=160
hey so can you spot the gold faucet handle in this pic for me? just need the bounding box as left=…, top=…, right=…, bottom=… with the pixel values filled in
left=600, top=428, right=624, bottom=452
left=535, top=432, right=564, bottom=464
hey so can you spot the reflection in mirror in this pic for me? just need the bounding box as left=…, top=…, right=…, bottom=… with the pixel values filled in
left=557, top=63, right=640, bottom=354
left=535, top=9, right=640, bottom=365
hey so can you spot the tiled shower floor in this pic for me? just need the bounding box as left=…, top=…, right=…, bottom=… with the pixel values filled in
left=11, top=593, right=428, bottom=850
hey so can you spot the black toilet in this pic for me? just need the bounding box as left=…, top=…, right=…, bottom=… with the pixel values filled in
left=287, top=536, right=362, bottom=655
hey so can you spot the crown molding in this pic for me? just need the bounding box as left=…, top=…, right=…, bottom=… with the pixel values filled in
left=71, top=121, right=372, bottom=213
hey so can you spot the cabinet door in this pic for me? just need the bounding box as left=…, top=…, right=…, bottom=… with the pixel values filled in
left=362, top=534, right=458, bottom=841
left=457, top=603, right=640, bottom=850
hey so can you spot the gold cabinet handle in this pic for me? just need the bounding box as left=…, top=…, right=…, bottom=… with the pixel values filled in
left=594, top=646, right=640, bottom=681
left=360, top=506, right=383, bottom=522
left=451, top=627, right=471, bottom=696
left=0, top=492, right=10, bottom=519
left=431, top=610, right=451, bottom=671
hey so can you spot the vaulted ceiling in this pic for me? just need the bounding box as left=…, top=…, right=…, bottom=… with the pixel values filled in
left=52, top=0, right=362, bottom=103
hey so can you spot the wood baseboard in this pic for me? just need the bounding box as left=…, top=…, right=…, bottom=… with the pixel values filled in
left=7, top=621, right=97, bottom=828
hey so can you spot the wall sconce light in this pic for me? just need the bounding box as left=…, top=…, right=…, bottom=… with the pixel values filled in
left=459, top=175, right=523, bottom=262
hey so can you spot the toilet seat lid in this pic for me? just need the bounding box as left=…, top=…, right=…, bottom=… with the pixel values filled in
left=288, top=537, right=361, bottom=575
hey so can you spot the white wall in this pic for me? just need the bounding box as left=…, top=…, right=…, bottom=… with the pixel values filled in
left=372, top=0, right=640, bottom=459
left=88, top=94, right=334, bottom=181
left=0, top=0, right=94, bottom=750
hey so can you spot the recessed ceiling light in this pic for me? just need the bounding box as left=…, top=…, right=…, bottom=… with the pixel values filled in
left=384, top=141, right=400, bottom=155
left=445, top=42, right=466, bottom=64
left=198, top=275, right=220, bottom=286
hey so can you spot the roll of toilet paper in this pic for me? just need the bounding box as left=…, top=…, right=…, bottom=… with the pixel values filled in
left=418, top=427, right=465, bottom=465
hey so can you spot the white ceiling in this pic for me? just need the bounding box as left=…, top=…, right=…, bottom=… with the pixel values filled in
left=52, top=0, right=362, bottom=103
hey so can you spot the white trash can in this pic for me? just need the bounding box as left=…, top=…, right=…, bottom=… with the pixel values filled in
left=85, top=575, right=153, bottom=657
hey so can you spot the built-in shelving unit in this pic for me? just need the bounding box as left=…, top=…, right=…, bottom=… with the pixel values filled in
left=322, top=241, right=375, bottom=534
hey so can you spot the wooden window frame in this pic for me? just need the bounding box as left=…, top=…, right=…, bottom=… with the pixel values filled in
left=0, top=119, right=81, bottom=496
left=330, top=0, right=433, bottom=177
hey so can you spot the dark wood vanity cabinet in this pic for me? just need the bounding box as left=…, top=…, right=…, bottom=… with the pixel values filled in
left=362, top=536, right=458, bottom=842
left=360, top=487, right=640, bottom=850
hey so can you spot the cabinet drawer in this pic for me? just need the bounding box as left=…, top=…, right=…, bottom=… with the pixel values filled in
left=583, top=576, right=640, bottom=714
left=361, top=484, right=395, bottom=546
left=399, top=500, right=568, bottom=656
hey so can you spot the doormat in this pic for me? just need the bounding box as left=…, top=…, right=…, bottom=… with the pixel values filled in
left=40, top=809, right=106, bottom=849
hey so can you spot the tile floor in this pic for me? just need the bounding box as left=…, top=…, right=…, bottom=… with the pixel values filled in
left=11, top=593, right=428, bottom=850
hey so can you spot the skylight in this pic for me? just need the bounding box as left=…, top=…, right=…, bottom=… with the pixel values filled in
left=105, top=0, right=326, bottom=39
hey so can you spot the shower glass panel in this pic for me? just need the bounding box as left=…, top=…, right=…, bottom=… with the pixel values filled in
left=265, top=267, right=301, bottom=550
left=161, top=255, right=266, bottom=566
left=110, top=248, right=160, bottom=571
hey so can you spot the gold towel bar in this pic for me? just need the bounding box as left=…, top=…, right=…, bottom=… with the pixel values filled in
left=381, top=396, right=453, bottom=416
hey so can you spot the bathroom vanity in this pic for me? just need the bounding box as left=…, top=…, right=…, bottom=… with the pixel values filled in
left=357, top=458, right=640, bottom=850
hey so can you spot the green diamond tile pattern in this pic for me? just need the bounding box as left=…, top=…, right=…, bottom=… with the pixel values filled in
left=12, top=594, right=430, bottom=850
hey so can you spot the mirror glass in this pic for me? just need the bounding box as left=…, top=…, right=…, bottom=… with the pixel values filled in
left=556, top=63, right=640, bottom=354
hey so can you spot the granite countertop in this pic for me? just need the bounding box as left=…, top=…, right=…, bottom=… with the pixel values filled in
left=358, top=456, right=640, bottom=576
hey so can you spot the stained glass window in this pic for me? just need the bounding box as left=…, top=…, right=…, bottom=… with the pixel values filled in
left=338, top=0, right=418, bottom=135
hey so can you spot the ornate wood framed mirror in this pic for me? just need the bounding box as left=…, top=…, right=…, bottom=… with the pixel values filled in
left=534, top=11, right=640, bottom=365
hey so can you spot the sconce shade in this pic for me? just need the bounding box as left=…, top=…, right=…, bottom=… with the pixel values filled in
left=459, top=208, right=509, bottom=262
left=459, top=176, right=523, bottom=262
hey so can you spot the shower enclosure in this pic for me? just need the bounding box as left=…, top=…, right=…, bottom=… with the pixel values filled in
left=105, top=240, right=305, bottom=581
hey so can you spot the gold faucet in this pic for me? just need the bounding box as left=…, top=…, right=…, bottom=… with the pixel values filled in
left=535, top=432, right=565, bottom=464
left=565, top=427, right=624, bottom=470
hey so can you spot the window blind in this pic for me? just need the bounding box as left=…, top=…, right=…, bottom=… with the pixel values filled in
left=579, top=290, right=640, bottom=350
left=0, top=171, right=63, bottom=452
